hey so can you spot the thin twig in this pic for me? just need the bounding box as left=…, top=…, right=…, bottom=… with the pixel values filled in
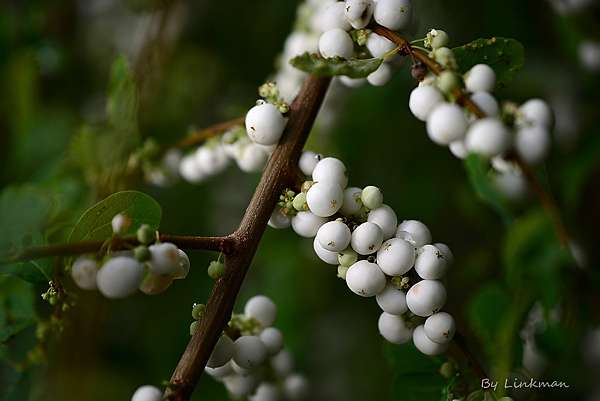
left=174, top=117, right=245, bottom=149
left=1, top=234, right=232, bottom=264
left=164, top=75, right=332, bottom=401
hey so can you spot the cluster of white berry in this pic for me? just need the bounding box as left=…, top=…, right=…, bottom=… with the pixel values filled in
left=407, top=30, right=555, bottom=198
left=70, top=214, right=189, bottom=299
left=186, top=295, right=308, bottom=401
left=268, top=154, right=456, bottom=356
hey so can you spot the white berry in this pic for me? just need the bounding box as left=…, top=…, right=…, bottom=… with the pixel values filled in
left=316, top=220, right=351, bottom=252
left=283, top=374, right=309, bottom=401
left=97, top=256, right=144, bottom=299
left=396, top=220, right=431, bottom=247
left=173, top=249, right=190, bottom=280
left=464, top=64, right=496, bottom=93
left=406, top=280, right=447, bottom=317
left=340, top=187, right=363, bottom=216
left=465, top=117, right=511, bottom=158
left=413, top=324, right=448, bottom=355
left=205, top=361, right=233, bottom=380
left=367, top=33, right=396, bottom=58
left=312, top=157, right=347, bottom=188
left=319, top=29, right=354, bottom=59
left=271, top=350, right=294, bottom=377
left=299, top=151, right=321, bottom=176
left=207, top=334, right=234, bottom=368
left=433, top=243, right=453, bottom=265
left=291, top=211, right=327, bottom=238
left=515, top=125, right=550, bottom=165
left=148, top=242, right=180, bottom=276
left=426, top=103, right=468, bottom=145
left=306, top=181, right=343, bottom=217
left=351, top=222, right=384, bottom=255
left=367, top=204, right=397, bottom=239
left=317, top=2, right=352, bottom=32
left=250, top=383, right=281, bottom=401
left=367, top=63, right=392, bottom=86
left=376, top=238, right=415, bottom=276
left=245, top=103, right=287, bottom=146
left=414, top=244, right=448, bottom=279
left=449, top=140, right=468, bottom=159
left=71, top=256, right=98, bottom=290
left=313, top=237, right=341, bottom=265
left=373, top=0, right=412, bottom=30
left=244, top=295, right=277, bottom=327
left=424, top=312, right=456, bottom=344
left=345, top=0, right=374, bottom=29
left=259, top=327, right=284, bottom=355
left=470, top=91, right=499, bottom=117
left=376, top=283, right=408, bottom=315
left=345, top=260, right=386, bottom=297
left=131, top=385, right=162, bottom=401
left=518, top=99, right=553, bottom=128
left=268, top=207, right=291, bottom=229
left=233, top=335, right=268, bottom=370
left=378, top=312, right=412, bottom=344
left=236, top=143, right=269, bottom=173
left=409, top=85, right=444, bottom=122
left=223, top=374, right=259, bottom=398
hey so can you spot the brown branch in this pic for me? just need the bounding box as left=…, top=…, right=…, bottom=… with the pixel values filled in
left=164, top=75, right=332, bottom=401
left=451, top=331, right=488, bottom=381
left=1, top=234, right=232, bottom=264
left=174, top=117, right=245, bottom=149
left=372, top=24, right=571, bottom=248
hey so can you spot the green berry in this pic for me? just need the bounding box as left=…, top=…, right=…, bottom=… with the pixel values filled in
left=301, top=180, right=314, bottom=193
left=432, top=47, right=457, bottom=70
left=134, top=245, right=151, bottom=262
left=361, top=186, right=383, bottom=210
left=137, top=224, right=155, bottom=245
left=437, top=71, right=460, bottom=94
left=439, top=361, right=455, bottom=378
left=208, top=261, right=225, bottom=280
left=425, top=29, right=449, bottom=49
left=338, top=248, right=358, bottom=267
left=292, top=192, right=309, bottom=211
left=190, top=321, right=199, bottom=336
left=192, top=303, right=206, bottom=320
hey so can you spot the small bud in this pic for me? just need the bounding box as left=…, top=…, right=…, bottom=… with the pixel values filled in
left=192, top=303, right=206, bottom=320
left=134, top=245, right=151, bottom=262
left=300, top=181, right=314, bottom=193
left=361, top=186, right=383, bottom=210
left=338, top=249, right=358, bottom=267
left=207, top=261, right=225, bottom=280
left=190, top=321, right=199, bottom=336
left=137, top=224, right=155, bottom=245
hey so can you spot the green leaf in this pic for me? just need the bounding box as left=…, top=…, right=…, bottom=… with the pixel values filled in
left=69, top=190, right=162, bottom=243
left=467, top=283, right=511, bottom=343
left=0, top=276, right=37, bottom=343
left=453, top=37, right=525, bottom=87
left=385, top=343, right=446, bottom=401
left=290, top=52, right=383, bottom=78
left=464, top=154, right=513, bottom=225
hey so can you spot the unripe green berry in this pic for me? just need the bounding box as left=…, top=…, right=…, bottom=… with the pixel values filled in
left=361, top=186, right=383, bottom=210
left=439, top=361, right=455, bottom=378
left=137, top=224, right=155, bottom=245
left=192, top=303, right=206, bottom=320
left=292, top=192, right=309, bottom=211
left=425, top=29, right=449, bottom=49
left=208, top=261, right=225, bottom=280
left=338, top=248, right=358, bottom=267
left=436, top=71, right=461, bottom=94
left=337, top=265, right=349, bottom=280
left=190, top=321, right=199, bottom=336
left=391, top=276, right=410, bottom=290
left=134, top=245, right=151, bottom=262
left=432, top=47, right=457, bottom=70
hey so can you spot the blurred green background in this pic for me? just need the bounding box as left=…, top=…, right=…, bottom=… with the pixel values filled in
left=1, top=0, right=599, bottom=401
